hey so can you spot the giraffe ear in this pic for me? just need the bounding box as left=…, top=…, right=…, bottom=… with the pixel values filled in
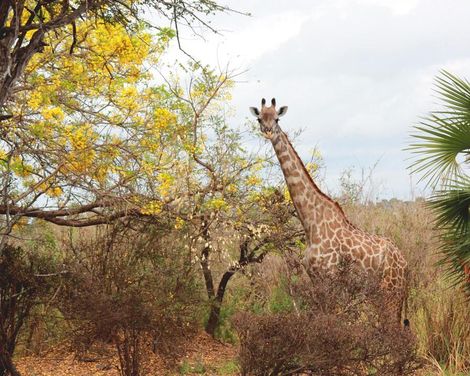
left=249, top=107, right=260, bottom=117
left=278, top=106, right=288, bottom=117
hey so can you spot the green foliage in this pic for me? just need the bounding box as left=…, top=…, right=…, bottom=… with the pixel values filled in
left=192, top=361, right=207, bottom=374
left=213, top=309, right=238, bottom=344
left=409, top=70, right=470, bottom=292
left=210, top=286, right=250, bottom=344
left=269, top=279, right=294, bottom=314
left=178, top=359, right=206, bottom=375
left=217, top=360, right=239, bottom=375
left=409, top=71, right=470, bottom=187
left=428, top=182, right=470, bottom=288
left=178, top=358, right=238, bottom=375
left=178, top=360, right=192, bottom=375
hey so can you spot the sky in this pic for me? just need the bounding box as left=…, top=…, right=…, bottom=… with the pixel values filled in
left=163, top=0, right=470, bottom=200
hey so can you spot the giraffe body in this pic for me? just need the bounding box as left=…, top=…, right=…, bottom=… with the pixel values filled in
left=250, top=98, right=408, bottom=325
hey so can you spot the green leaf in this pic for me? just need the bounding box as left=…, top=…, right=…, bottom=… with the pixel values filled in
left=408, top=71, right=470, bottom=294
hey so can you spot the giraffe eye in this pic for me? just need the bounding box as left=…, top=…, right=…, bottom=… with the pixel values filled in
left=257, top=118, right=262, bottom=123
left=275, top=118, right=279, bottom=123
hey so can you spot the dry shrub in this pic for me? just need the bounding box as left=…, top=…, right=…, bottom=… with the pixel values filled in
left=233, top=258, right=421, bottom=376
left=343, top=200, right=437, bottom=289
left=0, top=244, right=60, bottom=376
left=344, top=200, right=470, bottom=373
left=61, top=224, right=201, bottom=376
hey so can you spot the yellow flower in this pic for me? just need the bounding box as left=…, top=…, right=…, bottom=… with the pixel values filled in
left=305, top=162, right=319, bottom=175
left=10, top=157, right=32, bottom=178
left=28, top=91, right=42, bottom=110
left=41, top=107, right=64, bottom=121
left=153, top=108, right=177, bottom=131
left=247, top=175, right=261, bottom=186
left=174, top=217, right=185, bottom=229
left=283, top=187, right=291, bottom=202
left=141, top=200, right=163, bottom=215
left=157, top=172, right=174, bottom=198
left=46, top=186, right=63, bottom=198
left=206, top=197, right=228, bottom=211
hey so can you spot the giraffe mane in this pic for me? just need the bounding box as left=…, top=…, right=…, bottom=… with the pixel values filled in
left=282, top=132, right=357, bottom=229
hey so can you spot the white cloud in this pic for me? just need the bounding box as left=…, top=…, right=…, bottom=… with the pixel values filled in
left=165, top=0, right=470, bottom=199
left=166, top=8, right=311, bottom=68
left=221, top=11, right=311, bottom=64
left=351, top=0, right=420, bottom=15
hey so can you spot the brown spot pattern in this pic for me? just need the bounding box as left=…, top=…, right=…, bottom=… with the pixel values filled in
left=252, top=100, right=409, bottom=325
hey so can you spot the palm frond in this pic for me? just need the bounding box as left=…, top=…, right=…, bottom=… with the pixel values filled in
left=408, top=71, right=470, bottom=188
left=429, top=180, right=470, bottom=234
left=429, top=180, right=470, bottom=294
left=435, top=71, right=470, bottom=119
left=409, top=71, right=470, bottom=295
left=436, top=233, right=470, bottom=295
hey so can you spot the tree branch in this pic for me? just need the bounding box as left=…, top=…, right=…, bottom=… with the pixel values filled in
left=0, top=202, right=146, bottom=227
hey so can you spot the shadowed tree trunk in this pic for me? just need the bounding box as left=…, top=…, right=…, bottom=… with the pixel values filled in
left=0, top=350, right=21, bottom=376
left=0, top=244, right=59, bottom=376
left=201, top=235, right=269, bottom=336
left=205, top=270, right=237, bottom=336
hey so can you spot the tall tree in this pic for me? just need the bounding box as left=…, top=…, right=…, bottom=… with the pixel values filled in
left=409, top=70, right=470, bottom=293
left=0, top=17, right=237, bottom=236
left=0, top=0, right=232, bottom=114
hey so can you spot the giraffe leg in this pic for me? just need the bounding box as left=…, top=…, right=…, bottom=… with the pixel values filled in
left=380, top=275, right=407, bottom=328
left=376, top=288, right=403, bottom=329
left=380, top=249, right=409, bottom=328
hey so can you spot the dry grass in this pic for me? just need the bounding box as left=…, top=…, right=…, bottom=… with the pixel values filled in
left=245, top=200, right=470, bottom=375
left=234, top=261, right=421, bottom=376
left=346, top=200, right=470, bottom=375
left=16, top=332, right=238, bottom=376
left=412, top=279, right=470, bottom=374
left=13, top=200, right=470, bottom=375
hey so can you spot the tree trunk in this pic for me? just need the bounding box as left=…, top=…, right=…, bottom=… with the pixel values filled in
left=205, top=270, right=235, bottom=336
left=0, top=351, right=21, bottom=376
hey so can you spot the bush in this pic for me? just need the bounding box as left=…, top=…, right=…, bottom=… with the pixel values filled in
left=344, top=200, right=470, bottom=373
left=233, top=258, right=422, bottom=376
left=61, top=224, right=202, bottom=376
left=0, top=243, right=60, bottom=376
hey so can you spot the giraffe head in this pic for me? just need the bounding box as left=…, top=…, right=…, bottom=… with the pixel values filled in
left=249, top=98, right=288, bottom=139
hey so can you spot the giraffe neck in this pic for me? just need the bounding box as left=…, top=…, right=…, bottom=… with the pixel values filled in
left=271, top=131, right=349, bottom=239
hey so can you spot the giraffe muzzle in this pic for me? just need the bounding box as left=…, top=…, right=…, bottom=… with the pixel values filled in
left=261, top=128, right=273, bottom=139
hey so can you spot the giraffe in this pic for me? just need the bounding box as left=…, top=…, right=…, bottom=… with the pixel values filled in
left=249, top=97, right=409, bottom=326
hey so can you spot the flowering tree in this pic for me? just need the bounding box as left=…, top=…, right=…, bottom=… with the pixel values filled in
left=0, top=18, right=239, bottom=246
left=0, top=0, right=233, bottom=112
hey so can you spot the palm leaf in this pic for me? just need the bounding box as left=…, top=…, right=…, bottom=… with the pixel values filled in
left=435, top=71, right=470, bottom=120
left=409, top=71, right=470, bottom=294
left=429, top=180, right=470, bottom=234
left=428, top=180, right=470, bottom=294
left=408, top=71, right=470, bottom=188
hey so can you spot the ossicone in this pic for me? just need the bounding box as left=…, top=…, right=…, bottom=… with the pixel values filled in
left=261, top=98, right=266, bottom=107
left=271, top=98, right=276, bottom=107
